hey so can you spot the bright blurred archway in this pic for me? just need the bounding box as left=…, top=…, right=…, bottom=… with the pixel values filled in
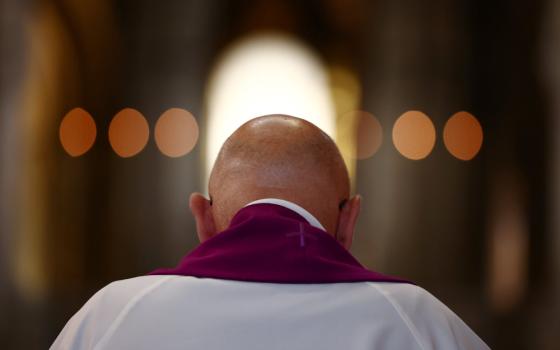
left=205, top=33, right=336, bottom=182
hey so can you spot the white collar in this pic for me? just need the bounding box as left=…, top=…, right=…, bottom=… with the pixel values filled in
left=244, top=198, right=326, bottom=231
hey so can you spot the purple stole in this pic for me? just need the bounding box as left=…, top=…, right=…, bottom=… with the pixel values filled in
left=150, top=204, right=411, bottom=284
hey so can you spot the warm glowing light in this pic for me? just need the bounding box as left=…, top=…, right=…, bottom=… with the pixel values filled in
left=392, top=111, right=436, bottom=160
left=205, top=33, right=336, bottom=177
left=345, top=110, right=382, bottom=159
left=443, top=111, right=483, bottom=160
left=155, top=108, right=199, bottom=157
left=108, top=108, right=149, bottom=158
left=59, top=108, right=97, bottom=156
left=487, top=175, right=528, bottom=312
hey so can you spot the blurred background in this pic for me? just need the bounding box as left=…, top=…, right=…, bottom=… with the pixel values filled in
left=1, top=0, right=559, bottom=349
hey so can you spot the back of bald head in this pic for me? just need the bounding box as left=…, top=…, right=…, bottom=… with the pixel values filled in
left=209, top=114, right=350, bottom=234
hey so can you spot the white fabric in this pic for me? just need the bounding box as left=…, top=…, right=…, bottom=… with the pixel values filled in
left=245, top=198, right=326, bottom=231
left=51, top=276, right=489, bottom=350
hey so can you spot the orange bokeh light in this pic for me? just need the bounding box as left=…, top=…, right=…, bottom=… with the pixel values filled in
left=443, top=111, right=483, bottom=161
left=59, top=108, right=97, bottom=157
left=348, top=111, right=382, bottom=159
left=155, top=108, right=199, bottom=157
left=392, top=111, right=436, bottom=160
left=108, top=108, right=150, bottom=158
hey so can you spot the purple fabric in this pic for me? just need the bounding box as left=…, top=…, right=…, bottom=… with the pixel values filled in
left=150, top=204, right=411, bottom=284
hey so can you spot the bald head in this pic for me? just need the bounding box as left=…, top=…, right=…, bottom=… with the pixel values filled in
left=208, top=115, right=350, bottom=234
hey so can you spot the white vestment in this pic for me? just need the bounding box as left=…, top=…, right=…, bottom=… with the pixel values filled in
left=52, top=199, right=489, bottom=350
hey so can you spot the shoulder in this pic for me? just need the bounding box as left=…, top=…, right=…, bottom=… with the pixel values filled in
left=50, top=275, right=176, bottom=350
left=83, top=275, right=177, bottom=321
left=365, top=282, right=490, bottom=350
left=367, top=282, right=447, bottom=314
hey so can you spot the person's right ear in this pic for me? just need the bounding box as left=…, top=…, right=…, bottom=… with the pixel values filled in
left=335, top=194, right=361, bottom=250
left=189, top=192, right=218, bottom=243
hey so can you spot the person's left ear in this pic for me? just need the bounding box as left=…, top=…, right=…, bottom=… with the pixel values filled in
left=189, top=192, right=218, bottom=243
left=335, top=195, right=361, bottom=250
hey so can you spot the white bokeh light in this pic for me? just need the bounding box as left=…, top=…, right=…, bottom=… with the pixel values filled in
left=205, top=33, right=336, bottom=180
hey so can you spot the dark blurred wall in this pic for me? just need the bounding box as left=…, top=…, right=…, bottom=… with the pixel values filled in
left=355, top=0, right=485, bottom=330
left=1, top=0, right=220, bottom=348
left=541, top=0, right=560, bottom=348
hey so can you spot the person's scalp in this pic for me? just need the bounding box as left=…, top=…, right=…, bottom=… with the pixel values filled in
left=209, top=114, right=349, bottom=233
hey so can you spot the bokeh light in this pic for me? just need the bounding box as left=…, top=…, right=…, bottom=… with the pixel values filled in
left=108, top=108, right=150, bottom=158
left=392, top=111, right=436, bottom=160
left=443, top=111, right=483, bottom=160
left=59, top=108, right=97, bottom=157
left=155, top=108, right=199, bottom=157
left=345, top=110, right=383, bottom=159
